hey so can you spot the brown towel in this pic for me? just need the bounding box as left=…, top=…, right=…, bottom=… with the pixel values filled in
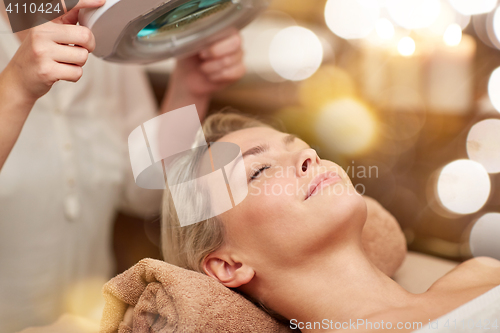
left=100, top=258, right=294, bottom=333
left=362, top=196, right=407, bottom=277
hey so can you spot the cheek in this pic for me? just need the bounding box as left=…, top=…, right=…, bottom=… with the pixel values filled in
left=248, top=177, right=303, bottom=215
left=223, top=178, right=305, bottom=247
left=242, top=178, right=300, bottom=226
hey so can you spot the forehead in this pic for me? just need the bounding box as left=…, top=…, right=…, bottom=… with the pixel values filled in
left=216, top=127, right=283, bottom=150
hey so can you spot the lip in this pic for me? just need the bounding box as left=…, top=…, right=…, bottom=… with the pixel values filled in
left=305, top=171, right=342, bottom=200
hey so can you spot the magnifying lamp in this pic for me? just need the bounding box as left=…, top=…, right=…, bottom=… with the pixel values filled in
left=79, top=0, right=268, bottom=64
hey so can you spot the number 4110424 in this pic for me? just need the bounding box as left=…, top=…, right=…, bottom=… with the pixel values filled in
left=6, top=2, right=61, bottom=14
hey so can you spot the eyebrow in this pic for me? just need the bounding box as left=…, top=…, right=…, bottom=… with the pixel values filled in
left=227, top=134, right=299, bottom=181
left=241, top=134, right=298, bottom=159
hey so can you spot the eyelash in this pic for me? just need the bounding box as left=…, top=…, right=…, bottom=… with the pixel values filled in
left=250, top=164, right=271, bottom=181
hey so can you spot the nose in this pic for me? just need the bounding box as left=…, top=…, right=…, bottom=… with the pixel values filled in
left=296, top=148, right=321, bottom=177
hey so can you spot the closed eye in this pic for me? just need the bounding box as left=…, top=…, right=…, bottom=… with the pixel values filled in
left=250, top=165, right=271, bottom=181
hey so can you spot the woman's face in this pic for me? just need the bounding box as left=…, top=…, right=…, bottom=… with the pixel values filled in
left=216, top=126, right=367, bottom=270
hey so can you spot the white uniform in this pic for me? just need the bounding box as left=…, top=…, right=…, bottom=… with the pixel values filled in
left=0, top=16, right=162, bottom=333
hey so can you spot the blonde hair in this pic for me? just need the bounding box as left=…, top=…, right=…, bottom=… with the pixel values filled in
left=161, top=108, right=275, bottom=273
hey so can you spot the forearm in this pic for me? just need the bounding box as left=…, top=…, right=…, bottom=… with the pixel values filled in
left=0, top=66, right=36, bottom=171
left=160, top=70, right=211, bottom=121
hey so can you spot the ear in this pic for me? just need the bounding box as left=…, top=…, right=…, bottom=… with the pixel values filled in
left=203, top=252, right=254, bottom=288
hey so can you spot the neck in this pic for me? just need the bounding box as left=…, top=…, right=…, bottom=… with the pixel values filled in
left=251, top=239, right=416, bottom=332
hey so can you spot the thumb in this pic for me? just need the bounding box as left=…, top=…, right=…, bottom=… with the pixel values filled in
left=56, top=0, right=105, bottom=25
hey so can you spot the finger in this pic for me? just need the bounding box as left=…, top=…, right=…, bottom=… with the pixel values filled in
left=208, top=63, right=246, bottom=83
left=52, top=44, right=89, bottom=66
left=32, top=23, right=96, bottom=50
left=199, top=32, right=242, bottom=60
left=59, top=10, right=80, bottom=25
left=52, top=25, right=96, bottom=52
left=52, top=62, right=84, bottom=82
left=200, top=50, right=243, bottom=74
left=57, top=0, right=105, bottom=25
left=67, top=0, right=105, bottom=11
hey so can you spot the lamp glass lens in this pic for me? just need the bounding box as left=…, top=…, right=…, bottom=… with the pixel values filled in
left=138, top=0, right=233, bottom=39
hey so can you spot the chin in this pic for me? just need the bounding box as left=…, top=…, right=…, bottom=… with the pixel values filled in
left=323, top=189, right=367, bottom=234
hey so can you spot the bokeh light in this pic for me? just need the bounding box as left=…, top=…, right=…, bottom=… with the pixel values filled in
left=386, top=0, right=441, bottom=30
left=248, top=29, right=286, bottom=82
left=473, top=14, right=496, bottom=48
left=376, top=18, right=395, bottom=40
left=269, top=26, right=323, bottom=81
left=443, top=23, right=463, bottom=46
left=276, top=106, right=317, bottom=144
left=456, top=13, right=472, bottom=30
left=418, top=0, right=454, bottom=36
left=467, top=119, right=500, bottom=173
left=324, top=0, right=380, bottom=39
left=470, top=213, right=500, bottom=260
left=64, top=277, right=106, bottom=322
left=436, top=160, right=491, bottom=215
left=449, top=0, right=497, bottom=15
left=242, top=11, right=296, bottom=83
left=488, top=67, right=500, bottom=112
left=419, top=0, right=470, bottom=36
left=489, top=6, right=500, bottom=48
left=315, top=99, right=377, bottom=155
left=397, top=36, right=416, bottom=56
left=299, top=65, right=356, bottom=109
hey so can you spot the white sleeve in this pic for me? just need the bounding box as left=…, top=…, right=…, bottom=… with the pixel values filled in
left=117, top=65, right=163, bottom=218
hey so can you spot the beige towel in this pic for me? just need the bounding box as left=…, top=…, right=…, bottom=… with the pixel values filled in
left=100, top=258, right=294, bottom=333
